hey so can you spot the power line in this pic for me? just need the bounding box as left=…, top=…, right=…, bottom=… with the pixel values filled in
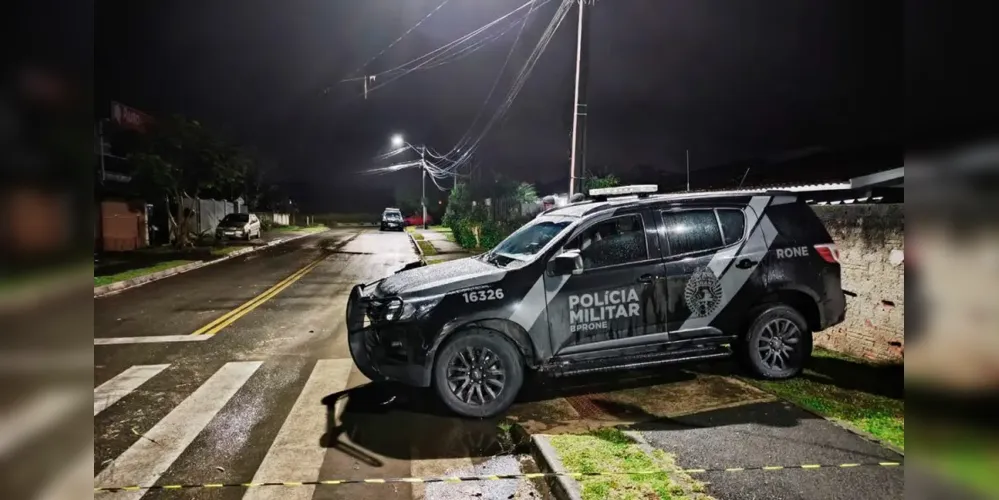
left=437, top=0, right=543, bottom=160
left=341, top=0, right=454, bottom=81
left=443, top=0, right=575, bottom=170
left=358, top=0, right=545, bottom=96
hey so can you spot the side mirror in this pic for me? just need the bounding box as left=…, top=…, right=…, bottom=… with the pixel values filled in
left=548, top=250, right=583, bottom=276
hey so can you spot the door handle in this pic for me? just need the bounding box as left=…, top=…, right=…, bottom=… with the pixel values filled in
left=637, top=274, right=656, bottom=283
left=735, top=258, right=757, bottom=269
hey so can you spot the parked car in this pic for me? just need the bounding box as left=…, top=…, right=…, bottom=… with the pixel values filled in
left=216, top=213, right=261, bottom=240
left=381, top=208, right=404, bottom=231
left=346, top=185, right=846, bottom=418
left=404, top=213, right=433, bottom=227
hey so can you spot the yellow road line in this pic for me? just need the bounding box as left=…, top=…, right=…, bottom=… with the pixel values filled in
left=191, top=258, right=325, bottom=336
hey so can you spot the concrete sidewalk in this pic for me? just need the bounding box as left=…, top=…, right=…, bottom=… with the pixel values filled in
left=412, top=227, right=476, bottom=263
left=413, top=228, right=465, bottom=254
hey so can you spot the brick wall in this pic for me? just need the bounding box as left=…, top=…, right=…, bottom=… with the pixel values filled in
left=812, top=204, right=904, bottom=361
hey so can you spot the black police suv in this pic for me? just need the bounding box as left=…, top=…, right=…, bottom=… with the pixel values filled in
left=347, top=186, right=847, bottom=418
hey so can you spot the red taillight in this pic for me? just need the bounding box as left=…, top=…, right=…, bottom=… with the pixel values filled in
left=814, top=244, right=840, bottom=263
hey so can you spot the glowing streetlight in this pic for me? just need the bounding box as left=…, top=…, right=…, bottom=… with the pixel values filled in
left=388, top=134, right=429, bottom=229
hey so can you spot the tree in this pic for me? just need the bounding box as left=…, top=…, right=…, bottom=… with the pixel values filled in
left=584, top=174, right=619, bottom=192
left=514, top=182, right=538, bottom=204
left=129, top=115, right=251, bottom=247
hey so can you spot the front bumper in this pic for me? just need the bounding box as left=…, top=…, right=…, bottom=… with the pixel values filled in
left=217, top=229, right=245, bottom=238
left=346, top=285, right=433, bottom=387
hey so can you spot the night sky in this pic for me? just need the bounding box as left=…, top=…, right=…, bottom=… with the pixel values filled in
left=96, top=0, right=913, bottom=212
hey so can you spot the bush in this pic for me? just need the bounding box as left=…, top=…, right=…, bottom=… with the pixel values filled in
left=444, top=180, right=534, bottom=251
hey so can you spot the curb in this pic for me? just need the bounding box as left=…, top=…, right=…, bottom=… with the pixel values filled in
left=529, top=435, right=583, bottom=500
left=94, top=231, right=324, bottom=298
left=406, top=230, right=426, bottom=264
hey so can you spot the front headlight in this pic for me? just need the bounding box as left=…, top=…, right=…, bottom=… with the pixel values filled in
left=385, top=295, right=443, bottom=321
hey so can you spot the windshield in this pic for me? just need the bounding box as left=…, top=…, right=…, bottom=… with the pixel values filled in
left=222, top=213, right=249, bottom=223
left=487, top=217, right=573, bottom=263
left=383, top=211, right=402, bottom=219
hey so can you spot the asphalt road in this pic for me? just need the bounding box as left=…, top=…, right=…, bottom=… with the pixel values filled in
left=0, top=225, right=904, bottom=499
left=89, top=228, right=541, bottom=500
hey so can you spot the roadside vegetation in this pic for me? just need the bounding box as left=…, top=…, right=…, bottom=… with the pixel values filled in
left=94, top=260, right=194, bottom=287
left=416, top=240, right=437, bottom=256
left=549, top=428, right=711, bottom=500
left=745, top=347, right=904, bottom=449
left=441, top=174, right=619, bottom=251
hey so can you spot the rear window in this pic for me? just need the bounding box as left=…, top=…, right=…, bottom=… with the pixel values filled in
left=662, top=210, right=723, bottom=255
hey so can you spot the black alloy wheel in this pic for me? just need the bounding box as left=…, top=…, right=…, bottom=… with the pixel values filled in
left=740, top=305, right=812, bottom=379
left=433, top=329, right=524, bottom=418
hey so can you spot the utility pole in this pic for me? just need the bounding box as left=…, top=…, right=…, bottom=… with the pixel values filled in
left=421, top=146, right=428, bottom=229
left=568, top=0, right=591, bottom=197
left=686, top=149, right=690, bottom=192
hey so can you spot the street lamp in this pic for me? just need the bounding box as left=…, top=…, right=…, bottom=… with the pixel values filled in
left=389, top=134, right=428, bottom=229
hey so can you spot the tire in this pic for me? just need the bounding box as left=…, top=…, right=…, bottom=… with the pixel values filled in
left=738, top=305, right=812, bottom=379
left=432, top=329, right=524, bottom=418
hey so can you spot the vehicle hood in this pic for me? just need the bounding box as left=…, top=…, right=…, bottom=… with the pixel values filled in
left=219, top=222, right=247, bottom=228
left=373, top=257, right=506, bottom=298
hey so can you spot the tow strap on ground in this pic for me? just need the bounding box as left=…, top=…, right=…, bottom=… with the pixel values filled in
left=94, top=461, right=902, bottom=492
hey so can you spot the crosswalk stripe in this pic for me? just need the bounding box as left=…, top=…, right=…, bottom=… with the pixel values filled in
left=94, top=361, right=262, bottom=500
left=94, top=364, right=169, bottom=416
left=242, top=359, right=353, bottom=500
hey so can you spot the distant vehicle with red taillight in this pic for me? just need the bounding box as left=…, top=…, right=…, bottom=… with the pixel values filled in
left=404, top=214, right=433, bottom=227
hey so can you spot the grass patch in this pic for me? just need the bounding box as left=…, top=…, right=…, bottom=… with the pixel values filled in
left=94, top=260, right=195, bottom=287
left=746, top=348, right=904, bottom=449
left=416, top=240, right=437, bottom=256
left=410, top=232, right=424, bottom=240
left=549, top=428, right=709, bottom=500
left=405, top=225, right=417, bottom=233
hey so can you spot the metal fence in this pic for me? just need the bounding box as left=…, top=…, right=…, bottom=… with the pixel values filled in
left=180, top=197, right=235, bottom=236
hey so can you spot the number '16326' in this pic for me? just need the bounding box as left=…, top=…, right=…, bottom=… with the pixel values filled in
left=462, top=289, right=504, bottom=303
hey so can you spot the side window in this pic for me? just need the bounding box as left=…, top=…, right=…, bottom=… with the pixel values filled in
left=662, top=210, right=723, bottom=255
left=567, top=215, right=649, bottom=270
left=717, top=209, right=746, bottom=245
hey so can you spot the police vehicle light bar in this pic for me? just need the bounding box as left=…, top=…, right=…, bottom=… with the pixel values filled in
left=588, top=185, right=659, bottom=197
